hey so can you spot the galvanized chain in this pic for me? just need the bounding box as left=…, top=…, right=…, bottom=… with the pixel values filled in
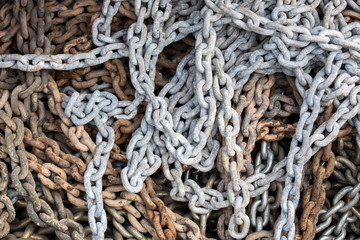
left=316, top=182, right=360, bottom=239
left=54, top=0, right=356, bottom=238
left=120, top=0, right=174, bottom=193
left=62, top=89, right=123, bottom=239
left=91, top=0, right=123, bottom=47
left=250, top=141, right=274, bottom=233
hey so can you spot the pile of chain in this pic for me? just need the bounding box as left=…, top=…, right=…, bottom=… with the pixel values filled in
left=0, top=0, right=360, bottom=239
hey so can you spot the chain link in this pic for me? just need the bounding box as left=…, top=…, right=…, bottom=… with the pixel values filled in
left=62, top=89, right=123, bottom=239
left=1, top=0, right=360, bottom=239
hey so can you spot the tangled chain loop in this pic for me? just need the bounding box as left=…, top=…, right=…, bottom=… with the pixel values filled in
left=1, top=0, right=360, bottom=239
left=62, top=88, right=138, bottom=239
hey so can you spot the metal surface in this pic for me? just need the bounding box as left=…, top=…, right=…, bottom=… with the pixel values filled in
left=0, top=0, right=359, bottom=240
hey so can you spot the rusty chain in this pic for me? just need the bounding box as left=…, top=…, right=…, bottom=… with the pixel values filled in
left=0, top=0, right=359, bottom=240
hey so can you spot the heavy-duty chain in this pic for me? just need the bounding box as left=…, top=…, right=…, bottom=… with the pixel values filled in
left=1, top=0, right=360, bottom=239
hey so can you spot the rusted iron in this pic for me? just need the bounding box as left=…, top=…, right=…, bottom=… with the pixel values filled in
left=0, top=1, right=359, bottom=240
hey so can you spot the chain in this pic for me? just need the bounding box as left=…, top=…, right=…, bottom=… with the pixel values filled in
left=299, top=104, right=335, bottom=239
left=1, top=0, right=360, bottom=239
left=3, top=1, right=88, bottom=239
left=4, top=115, right=85, bottom=239
left=316, top=183, right=360, bottom=239
left=0, top=160, right=14, bottom=239
left=62, top=89, right=123, bottom=239
left=250, top=141, right=275, bottom=233
left=58, top=0, right=360, bottom=238
left=312, top=134, right=360, bottom=239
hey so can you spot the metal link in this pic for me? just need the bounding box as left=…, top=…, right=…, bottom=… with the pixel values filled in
left=1, top=0, right=360, bottom=239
